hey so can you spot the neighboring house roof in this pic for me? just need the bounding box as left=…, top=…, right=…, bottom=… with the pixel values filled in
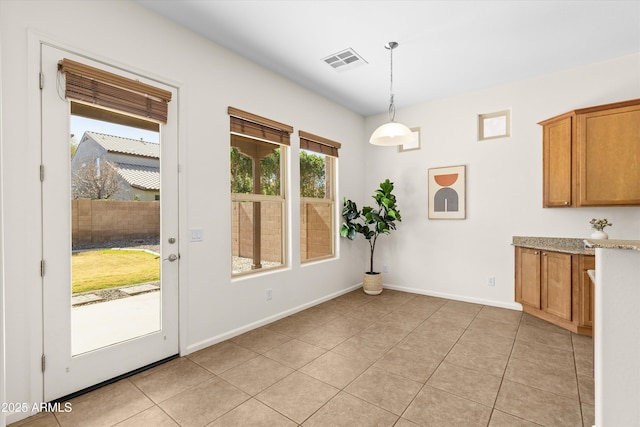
left=114, top=163, right=160, bottom=191
left=84, top=131, right=160, bottom=158
left=78, top=131, right=161, bottom=193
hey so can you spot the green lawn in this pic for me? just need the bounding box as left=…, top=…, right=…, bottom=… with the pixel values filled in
left=72, top=249, right=160, bottom=294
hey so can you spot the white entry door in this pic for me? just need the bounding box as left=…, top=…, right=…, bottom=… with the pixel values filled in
left=40, top=44, right=179, bottom=401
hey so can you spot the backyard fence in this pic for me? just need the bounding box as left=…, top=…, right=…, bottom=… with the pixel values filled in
left=72, top=199, right=159, bottom=244
left=300, top=202, right=332, bottom=260
left=231, top=201, right=332, bottom=263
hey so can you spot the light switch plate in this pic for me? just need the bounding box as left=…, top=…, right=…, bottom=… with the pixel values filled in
left=190, top=228, right=204, bottom=242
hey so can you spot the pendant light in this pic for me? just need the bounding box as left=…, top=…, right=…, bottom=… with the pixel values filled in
left=369, top=41, right=414, bottom=146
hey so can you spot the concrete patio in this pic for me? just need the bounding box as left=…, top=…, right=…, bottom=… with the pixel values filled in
left=71, top=291, right=160, bottom=355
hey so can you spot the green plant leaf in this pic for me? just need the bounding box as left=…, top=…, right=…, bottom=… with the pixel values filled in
left=348, top=227, right=357, bottom=240
left=339, top=179, right=400, bottom=271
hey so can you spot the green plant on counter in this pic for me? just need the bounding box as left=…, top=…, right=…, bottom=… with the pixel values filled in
left=590, top=218, right=612, bottom=231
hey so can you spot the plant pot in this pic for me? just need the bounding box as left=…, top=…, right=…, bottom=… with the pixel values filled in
left=362, top=272, right=383, bottom=295
left=591, top=230, right=609, bottom=239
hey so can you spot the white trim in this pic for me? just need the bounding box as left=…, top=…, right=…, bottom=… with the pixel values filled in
left=0, top=18, right=6, bottom=427
left=13, top=30, right=186, bottom=421
left=184, top=284, right=361, bottom=355
left=185, top=281, right=522, bottom=356
left=384, top=284, right=523, bottom=311
left=176, top=84, right=188, bottom=359
left=27, top=29, right=45, bottom=419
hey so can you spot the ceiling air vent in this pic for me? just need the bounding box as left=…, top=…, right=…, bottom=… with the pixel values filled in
left=323, top=48, right=367, bottom=72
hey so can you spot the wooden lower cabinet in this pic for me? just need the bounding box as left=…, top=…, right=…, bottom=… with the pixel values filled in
left=515, top=247, right=541, bottom=308
left=576, top=254, right=596, bottom=335
left=515, top=246, right=594, bottom=336
left=541, top=251, right=573, bottom=321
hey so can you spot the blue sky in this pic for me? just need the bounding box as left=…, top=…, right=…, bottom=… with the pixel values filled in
left=70, top=116, right=159, bottom=144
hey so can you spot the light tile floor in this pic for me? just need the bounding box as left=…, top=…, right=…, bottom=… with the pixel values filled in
left=10, top=290, right=594, bottom=427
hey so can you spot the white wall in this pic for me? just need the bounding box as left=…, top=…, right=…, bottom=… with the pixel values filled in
left=0, top=18, right=6, bottom=427
left=0, top=0, right=366, bottom=420
left=2, top=0, right=640, bottom=423
left=364, top=53, right=640, bottom=307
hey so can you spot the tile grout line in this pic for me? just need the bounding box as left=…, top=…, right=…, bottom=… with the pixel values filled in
left=486, top=308, right=524, bottom=426
left=19, top=292, right=593, bottom=427
left=395, top=301, right=490, bottom=425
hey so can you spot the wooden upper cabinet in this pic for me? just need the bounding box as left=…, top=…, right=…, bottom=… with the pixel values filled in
left=542, top=115, right=573, bottom=207
left=539, top=99, right=640, bottom=207
left=578, top=103, right=640, bottom=205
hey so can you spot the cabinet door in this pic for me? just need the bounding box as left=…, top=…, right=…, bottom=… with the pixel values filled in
left=543, top=116, right=573, bottom=207
left=541, top=251, right=572, bottom=321
left=578, top=105, right=640, bottom=205
left=516, top=247, right=540, bottom=309
left=579, top=255, right=596, bottom=328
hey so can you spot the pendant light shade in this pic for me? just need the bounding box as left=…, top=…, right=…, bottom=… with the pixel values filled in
left=369, top=121, right=414, bottom=146
left=370, top=41, right=413, bottom=146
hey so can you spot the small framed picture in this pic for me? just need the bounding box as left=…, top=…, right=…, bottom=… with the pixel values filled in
left=398, top=127, right=421, bottom=152
left=428, top=165, right=466, bottom=219
left=479, top=110, right=510, bottom=141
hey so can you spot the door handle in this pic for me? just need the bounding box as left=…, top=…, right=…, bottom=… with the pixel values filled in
left=164, top=253, right=179, bottom=262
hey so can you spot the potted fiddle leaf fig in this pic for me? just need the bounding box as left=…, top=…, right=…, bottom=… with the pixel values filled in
left=340, top=179, right=401, bottom=295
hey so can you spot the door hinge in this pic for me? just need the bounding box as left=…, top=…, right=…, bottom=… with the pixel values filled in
left=39, top=72, right=44, bottom=90
left=40, top=164, right=45, bottom=181
left=40, top=260, right=45, bottom=277
left=41, top=354, right=46, bottom=372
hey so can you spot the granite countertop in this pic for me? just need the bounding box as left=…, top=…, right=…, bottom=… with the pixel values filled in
left=583, top=239, right=640, bottom=252
left=512, top=236, right=595, bottom=255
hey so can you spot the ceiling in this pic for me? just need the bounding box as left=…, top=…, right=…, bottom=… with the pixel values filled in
left=136, top=1, right=640, bottom=117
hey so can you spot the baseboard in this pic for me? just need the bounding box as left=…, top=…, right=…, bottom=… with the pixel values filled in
left=186, top=282, right=521, bottom=355
left=185, top=284, right=361, bottom=354
left=384, top=284, right=523, bottom=311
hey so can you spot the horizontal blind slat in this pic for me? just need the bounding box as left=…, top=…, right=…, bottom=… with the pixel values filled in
left=60, top=59, right=170, bottom=124
left=228, top=107, right=293, bottom=134
left=300, top=137, right=338, bottom=157
left=299, top=130, right=341, bottom=157
left=230, top=116, right=290, bottom=146
left=60, top=59, right=171, bottom=101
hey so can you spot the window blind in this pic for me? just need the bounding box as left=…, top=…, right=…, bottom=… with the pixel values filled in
left=228, top=107, right=292, bottom=145
left=59, top=58, right=172, bottom=124
left=299, top=130, right=341, bottom=157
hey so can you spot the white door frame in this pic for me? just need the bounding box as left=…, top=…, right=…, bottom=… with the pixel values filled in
left=38, top=40, right=184, bottom=402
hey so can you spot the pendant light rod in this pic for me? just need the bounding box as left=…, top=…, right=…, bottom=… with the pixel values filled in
left=369, top=40, right=414, bottom=146
left=386, top=41, right=398, bottom=122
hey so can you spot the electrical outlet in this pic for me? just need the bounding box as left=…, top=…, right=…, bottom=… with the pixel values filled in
left=266, top=289, right=272, bottom=301
left=487, top=276, right=496, bottom=286
left=383, top=265, right=389, bottom=273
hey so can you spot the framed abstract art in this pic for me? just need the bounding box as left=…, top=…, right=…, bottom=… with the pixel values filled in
left=428, top=165, right=466, bottom=219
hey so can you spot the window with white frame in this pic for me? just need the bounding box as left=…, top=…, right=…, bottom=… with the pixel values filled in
left=299, top=131, right=340, bottom=263
left=229, top=107, right=292, bottom=276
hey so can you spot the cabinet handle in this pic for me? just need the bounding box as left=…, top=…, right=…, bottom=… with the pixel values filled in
left=564, top=201, right=570, bottom=206
left=534, top=251, right=539, bottom=255
left=542, top=252, right=547, bottom=256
